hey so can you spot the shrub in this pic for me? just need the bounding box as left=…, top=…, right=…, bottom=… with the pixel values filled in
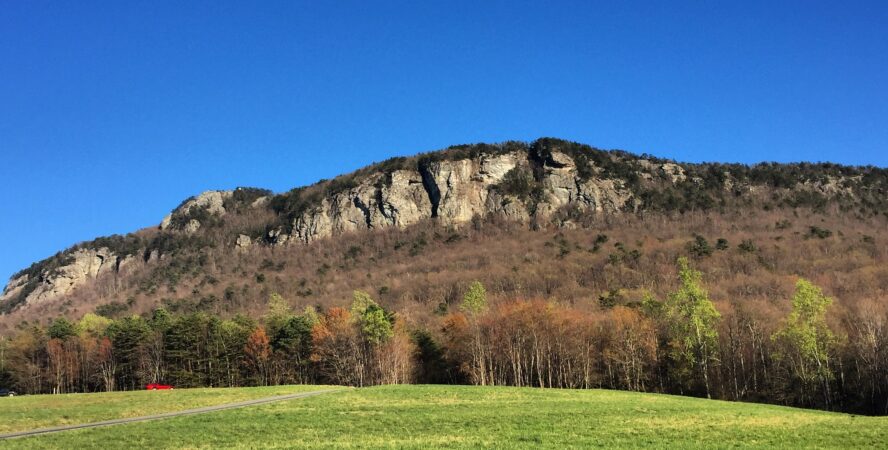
left=96, top=301, right=129, bottom=318
left=807, top=226, right=833, bottom=239
left=224, top=187, right=272, bottom=212
left=599, top=289, right=625, bottom=309
left=688, top=235, right=713, bottom=258
left=738, top=239, right=757, bottom=253
left=494, top=166, right=542, bottom=205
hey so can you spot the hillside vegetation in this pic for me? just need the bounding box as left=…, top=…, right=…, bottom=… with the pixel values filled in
left=1, top=138, right=887, bottom=416
left=4, top=138, right=888, bottom=316
left=5, top=385, right=886, bottom=449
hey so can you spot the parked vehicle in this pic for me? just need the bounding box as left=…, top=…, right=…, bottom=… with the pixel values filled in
left=0, top=389, right=16, bottom=397
left=145, top=384, right=173, bottom=390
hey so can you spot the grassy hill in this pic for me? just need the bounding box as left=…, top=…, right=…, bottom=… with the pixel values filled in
left=4, top=385, right=886, bottom=449
left=0, top=385, right=327, bottom=434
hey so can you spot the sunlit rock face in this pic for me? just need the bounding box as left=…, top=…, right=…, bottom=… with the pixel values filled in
left=1, top=248, right=117, bottom=307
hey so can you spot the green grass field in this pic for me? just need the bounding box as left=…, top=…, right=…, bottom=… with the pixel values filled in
left=0, top=385, right=328, bottom=434
left=2, top=385, right=885, bottom=449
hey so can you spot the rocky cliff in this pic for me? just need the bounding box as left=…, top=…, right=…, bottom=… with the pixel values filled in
left=1, top=248, right=136, bottom=308
left=3, top=138, right=886, bottom=312
left=132, top=144, right=639, bottom=247
left=280, top=146, right=635, bottom=245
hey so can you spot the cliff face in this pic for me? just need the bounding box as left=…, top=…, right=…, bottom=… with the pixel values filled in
left=0, top=248, right=129, bottom=307
left=3, top=138, right=886, bottom=313
left=160, top=190, right=234, bottom=233
left=286, top=150, right=634, bottom=244
left=289, top=154, right=523, bottom=243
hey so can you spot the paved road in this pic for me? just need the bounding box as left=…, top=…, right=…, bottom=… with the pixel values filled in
left=0, top=388, right=344, bottom=440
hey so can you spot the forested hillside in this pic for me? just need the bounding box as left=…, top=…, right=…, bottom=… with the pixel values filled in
left=1, top=138, right=886, bottom=414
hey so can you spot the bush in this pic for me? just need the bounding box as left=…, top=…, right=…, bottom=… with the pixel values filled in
left=494, top=166, right=543, bottom=206
left=807, top=226, right=833, bottom=239
left=598, top=289, right=625, bottom=309
left=224, top=187, right=272, bottom=212
left=688, top=235, right=713, bottom=258
left=86, top=234, right=143, bottom=257
left=738, top=239, right=757, bottom=253
left=167, top=204, right=222, bottom=230
left=96, top=301, right=129, bottom=318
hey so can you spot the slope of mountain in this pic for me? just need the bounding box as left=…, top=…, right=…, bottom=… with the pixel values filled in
left=2, top=138, right=887, bottom=327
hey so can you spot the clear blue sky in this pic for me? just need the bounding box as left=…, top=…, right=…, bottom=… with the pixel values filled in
left=2, top=1, right=887, bottom=283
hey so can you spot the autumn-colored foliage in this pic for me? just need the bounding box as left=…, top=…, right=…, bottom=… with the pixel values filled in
left=244, top=326, right=271, bottom=385
left=0, top=233, right=887, bottom=415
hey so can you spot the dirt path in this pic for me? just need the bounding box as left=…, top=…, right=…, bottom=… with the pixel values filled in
left=0, top=388, right=344, bottom=440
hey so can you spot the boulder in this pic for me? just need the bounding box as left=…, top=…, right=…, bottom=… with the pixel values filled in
left=236, top=234, right=252, bottom=250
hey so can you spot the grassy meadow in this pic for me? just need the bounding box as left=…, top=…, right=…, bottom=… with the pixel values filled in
left=0, top=384, right=330, bottom=434
left=2, top=385, right=886, bottom=449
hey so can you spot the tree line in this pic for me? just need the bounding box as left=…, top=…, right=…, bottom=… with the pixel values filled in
left=0, top=258, right=885, bottom=415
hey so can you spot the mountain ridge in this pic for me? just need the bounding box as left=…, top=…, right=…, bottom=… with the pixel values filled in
left=3, top=137, right=888, bottom=316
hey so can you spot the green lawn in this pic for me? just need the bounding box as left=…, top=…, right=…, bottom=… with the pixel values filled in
left=3, top=385, right=886, bottom=449
left=0, top=384, right=329, bottom=434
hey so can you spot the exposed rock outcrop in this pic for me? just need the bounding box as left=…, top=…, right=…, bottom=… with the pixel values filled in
left=1, top=248, right=116, bottom=307
left=251, top=196, right=270, bottom=209
left=291, top=170, right=436, bottom=243
left=287, top=154, right=523, bottom=243
left=236, top=234, right=252, bottom=250
left=183, top=219, right=201, bottom=234
left=537, top=153, right=633, bottom=216
left=160, top=190, right=232, bottom=230
left=116, top=254, right=139, bottom=275
left=638, top=160, right=686, bottom=184
left=282, top=149, right=633, bottom=243
left=266, top=228, right=290, bottom=247
left=424, top=153, right=520, bottom=224
left=0, top=275, right=30, bottom=305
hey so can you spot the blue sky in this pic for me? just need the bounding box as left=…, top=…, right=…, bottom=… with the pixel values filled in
left=1, top=1, right=887, bottom=283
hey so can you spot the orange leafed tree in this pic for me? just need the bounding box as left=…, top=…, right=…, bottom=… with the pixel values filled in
left=244, top=326, right=271, bottom=386
left=601, top=306, right=657, bottom=391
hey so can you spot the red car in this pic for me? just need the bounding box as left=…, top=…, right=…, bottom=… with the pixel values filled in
left=146, top=383, right=173, bottom=390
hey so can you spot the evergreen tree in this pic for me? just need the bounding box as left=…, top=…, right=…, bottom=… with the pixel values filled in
left=48, top=318, right=77, bottom=340
left=106, top=316, right=150, bottom=390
